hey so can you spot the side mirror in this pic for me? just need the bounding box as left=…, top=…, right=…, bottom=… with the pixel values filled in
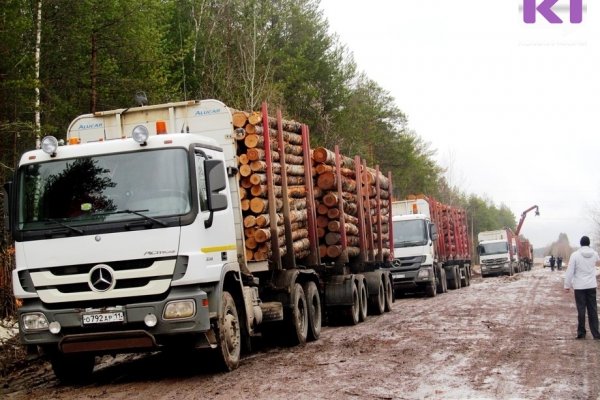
left=204, top=159, right=227, bottom=212
left=477, top=245, right=484, bottom=255
left=430, top=223, right=438, bottom=241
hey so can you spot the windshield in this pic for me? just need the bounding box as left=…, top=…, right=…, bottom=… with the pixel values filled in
left=17, top=148, right=191, bottom=230
left=393, top=219, right=428, bottom=248
left=479, top=242, right=509, bottom=255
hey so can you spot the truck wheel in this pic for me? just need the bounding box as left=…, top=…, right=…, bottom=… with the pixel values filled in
left=425, top=279, right=437, bottom=297
left=214, top=291, right=241, bottom=371
left=303, top=281, right=321, bottom=341
left=357, top=278, right=368, bottom=322
left=441, top=269, right=448, bottom=293
left=383, top=273, right=393, bottom=312
left=462, top=268, right=470, bottom=287
left=50, top=353, right=95, bottom=383
left=447, top=267, right=459, bottom=290
left=369, top=279, right=385, bottom=315
left=345, top=280, right=360, bottom=325
left=286, top=283, right=308, bottom=345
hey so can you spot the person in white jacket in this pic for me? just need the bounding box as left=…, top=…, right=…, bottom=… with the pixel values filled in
left=564, top=236, right=600, bottom=339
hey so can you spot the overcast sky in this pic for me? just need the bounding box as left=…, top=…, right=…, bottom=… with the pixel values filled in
left=319, top=0, right=599, bottom=248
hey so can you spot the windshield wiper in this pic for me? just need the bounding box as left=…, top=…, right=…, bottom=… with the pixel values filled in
left=95, top=209, right=168, bottom=227
left=43, top=219, right=85, bottom=235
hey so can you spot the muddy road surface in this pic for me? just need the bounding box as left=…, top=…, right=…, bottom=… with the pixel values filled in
left=3, top=263, right=600, bottom=399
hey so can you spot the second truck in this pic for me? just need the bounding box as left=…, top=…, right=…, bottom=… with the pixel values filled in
left=391, top=196, right=472, bottom=297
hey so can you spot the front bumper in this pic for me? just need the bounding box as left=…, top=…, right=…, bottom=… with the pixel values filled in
left=17, top=286, right=212, bottom=353
left=481, top=263, right=510, bottom=276
left=390, top=267, right=434, bottom=290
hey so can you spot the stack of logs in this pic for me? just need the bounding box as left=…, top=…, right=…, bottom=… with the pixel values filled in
left=232, top=109, right=391, bottom=263
left=233, top=110, right=311, bottom=261
left=438, top=206, right=468, bottom=257
left=312, top=147, right=391, bottom=260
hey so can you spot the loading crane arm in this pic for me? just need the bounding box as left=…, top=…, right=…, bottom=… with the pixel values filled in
left=515, top=205, right=540, bottom=236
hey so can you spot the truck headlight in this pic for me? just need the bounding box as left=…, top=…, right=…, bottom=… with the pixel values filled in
left=163, top=300, right=196, bottom=320
left=41, top=136, right=58, bottom=156
left=21, top=312, right=49, bottom=331
left=417, top=268, right=431, bottom=279
left=132, top=125, right=149, bottom=145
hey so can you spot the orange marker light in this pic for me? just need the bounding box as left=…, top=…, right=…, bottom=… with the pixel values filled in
left=156, top=120, right=167, bottom=135
left=68, top=137, right=81, bottom=145
left=412, top=204, right=418, bottom=214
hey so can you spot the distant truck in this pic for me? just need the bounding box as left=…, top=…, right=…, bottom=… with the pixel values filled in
left=391, top=196, right=472, bottom=297
left=477, top=229, right=519, bottom=277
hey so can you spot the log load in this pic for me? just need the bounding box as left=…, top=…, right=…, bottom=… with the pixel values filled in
left=233, top=107, right=392, bottom=264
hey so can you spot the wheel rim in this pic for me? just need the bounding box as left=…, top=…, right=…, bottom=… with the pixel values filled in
left=223, top=308, right=239, bottom=353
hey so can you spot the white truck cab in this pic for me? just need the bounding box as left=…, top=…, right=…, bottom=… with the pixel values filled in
left=391, top=199, right=439, bottom=297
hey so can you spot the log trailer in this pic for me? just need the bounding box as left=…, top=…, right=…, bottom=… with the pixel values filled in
left=391, top=196, right=472, bottom=297
left=3, top=99, right=394, bottom=382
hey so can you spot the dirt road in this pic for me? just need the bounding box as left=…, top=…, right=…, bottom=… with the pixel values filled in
left=3, top=263, right=600, bottom=399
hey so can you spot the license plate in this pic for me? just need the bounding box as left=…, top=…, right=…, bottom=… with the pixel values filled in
left=83, top=311, right=125, bottom=325
left=393, top=273, right=406, bottom=279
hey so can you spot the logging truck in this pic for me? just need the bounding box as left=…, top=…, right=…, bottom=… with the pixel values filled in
left=478, top=229, right=518, bottom=277
left=3, top=99, right=394, bottom=382
left=391, top=197, right=472, bottom=297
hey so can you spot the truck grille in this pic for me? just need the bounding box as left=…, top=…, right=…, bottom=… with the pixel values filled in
left=481, top=258, right=508, bottom=265
left=392, top=256, right=424, bottom=271
left=25, top=258, right=177, bottom=304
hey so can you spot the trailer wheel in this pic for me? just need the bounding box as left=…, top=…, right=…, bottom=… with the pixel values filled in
left=438, top=268, right=448, bottom=293
left=369, top=279, right=385, bottom=315
left=303, top=281, right=321, bottom=341
left=447, top=266, right=459, bottom=290
left=460, top=266, right=470, bottom=287
left=50, top=353, right=95, bottom=383
left=383, top=273, right=393, bottom=312
left=357, top=278, right=368, bottom=322
left=286, top=283, right=308, bottom=345
left=344, top=280, right=360, bottom=325
left=214, top=291, right=241, bottom=371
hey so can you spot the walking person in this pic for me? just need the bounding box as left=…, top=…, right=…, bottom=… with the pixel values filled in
left=557, top=256, right=563, bottom=271
left=564, top=236, right=600, bottom=339
left=550, top=255, right=555, bottom=271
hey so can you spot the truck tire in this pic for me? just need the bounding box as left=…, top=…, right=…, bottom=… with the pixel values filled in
left=345, top=280, right=360, bottom=325
left=50, top=353, right=95, bottom=383
left=369, top=279, right=385, bottom=315
left=303, top=281, right=321, bottom=341
left=214, top=291, right=242, bottom=371
left=383, top=273, right=393, bottom=312
left=286, top=283, right=308, bottom=345
left=447, top=266, right=459, bottom=290
left=441, top=268, right=448, bottom=293
left=461, top=266, right=470, bottom=287
left=425, top=279, right=437, bottom=297
left=357, top=278, right=368, bottom=322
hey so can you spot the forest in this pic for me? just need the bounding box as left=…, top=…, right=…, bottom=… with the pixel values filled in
left=0, top=0, right=517, bottom=317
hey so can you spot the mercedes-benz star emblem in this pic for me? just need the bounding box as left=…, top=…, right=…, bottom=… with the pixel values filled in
left=88, top=264, right=116, bottom=292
